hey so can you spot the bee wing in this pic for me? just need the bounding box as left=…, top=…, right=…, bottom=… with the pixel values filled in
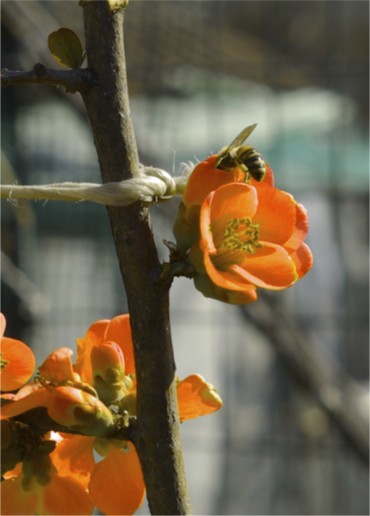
left=226, top=123, right=258, bottom=150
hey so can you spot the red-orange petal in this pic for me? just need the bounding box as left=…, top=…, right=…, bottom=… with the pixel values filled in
left=0, top=387, right=50, bottom=420
left=184, top=155, right=245, bottom=209
left=0, top=337, right=36, bottom=392
left=39, top=347, right=77, bottom=384
left=235, top=242, right=298, bottom=289
left=284, top=202, right=310, bottom=251
left=89, top=444, right=145, bottom=515
left=208, top=183, right=258, bottom=238
left=253, top=184, right=297, bottom=245
left=52, top=434, right=95, bottom=484
left=75, top=320, right=110, bottom=384
left=193, top=272, right=257, bottom=304
left=103, top=315, right=135, bottom=375
left=202, top=249, right=256, bottom=292
left=289, top=242, right=313, bottom=279
left=177, top=374, right=223, bottom=422
left=43, top=474, right=94, bottom=515
left=0, top=476, right=38, bottom=515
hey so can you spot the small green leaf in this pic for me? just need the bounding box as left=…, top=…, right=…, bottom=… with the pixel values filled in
left=48, top=28, right=83, bottom=69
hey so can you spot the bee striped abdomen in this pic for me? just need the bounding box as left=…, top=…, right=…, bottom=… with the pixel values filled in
left=238, top=148, right=266, bottom=181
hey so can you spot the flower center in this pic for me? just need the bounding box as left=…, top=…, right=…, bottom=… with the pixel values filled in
left=213, top=217, right=262, bottom=268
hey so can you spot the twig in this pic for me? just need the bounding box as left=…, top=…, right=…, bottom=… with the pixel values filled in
left=1, top=64, right=92, bottom=93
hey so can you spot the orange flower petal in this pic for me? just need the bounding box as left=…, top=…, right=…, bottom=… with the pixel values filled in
left=75, top=319, right=110, bottom=384
left=177, top=374, right=223, bottom=422
left=199, top=192, right=217, bottom=253
left=0, top=476, right=38, bottom=515
left=193, top=273, right=257, bottom=304
left=201, top=249, right=256, bottom=292
left=43, top=474, right=94, bottom=515
left=75, top=316, right=135, bottom=382
left=208, top=183, right=258, bottom=238
left=252, top=184, right=297, bottom=245
left=52, top=434, right=95, bottom=484
left=104, top=314, right=135, bottom=375
left=0, top=387, right=50, bottom=420
left=39, top=347, right=77, bottom=384
left=284, top=202, right=310, bottom=251
left=290, top=242, right=313, bottom=279
left=89, top=444, right=145, bottom=515
left=0, top=337, right=36, bottom=392
left=235, top=242, right=298, bottom=289
left=184, top=155, right=245, bottom=209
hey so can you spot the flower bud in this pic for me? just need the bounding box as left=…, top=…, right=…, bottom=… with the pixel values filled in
left=47, top=386, right=114, bottom=437
left=91, top=342, right=128, bottom=404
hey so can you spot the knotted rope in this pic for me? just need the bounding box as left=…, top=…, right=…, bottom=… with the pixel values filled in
left=0, top=165, right=190, bottom=207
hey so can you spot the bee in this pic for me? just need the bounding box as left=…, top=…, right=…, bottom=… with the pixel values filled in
left=215, top=123, right=266, bottom=182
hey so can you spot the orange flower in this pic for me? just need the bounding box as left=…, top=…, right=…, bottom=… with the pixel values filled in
left=1, top=314, right=223, bottom=515
left=0, top=313, right=36, bottom=392
left=1, top=432, right=94, bottom=515
left=188, top=181, right=313, bottom=304
left=173, top=155, right=274, bottom=253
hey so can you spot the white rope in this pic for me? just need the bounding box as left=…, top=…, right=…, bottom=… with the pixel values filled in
left=0, top=166, right=190, bottom=207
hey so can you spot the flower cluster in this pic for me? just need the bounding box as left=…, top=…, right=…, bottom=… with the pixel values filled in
left=173, top=154, right=313, bottom=303
left=0, top=314, right=222, bottom=515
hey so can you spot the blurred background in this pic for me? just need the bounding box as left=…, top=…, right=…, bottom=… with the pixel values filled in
left=1, top=1, right=369, bottom=514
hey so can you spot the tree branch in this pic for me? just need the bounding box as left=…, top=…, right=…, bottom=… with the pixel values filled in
left=1, top=64, right=92, bottom=93
left=80, top=2, right=191, bottom=514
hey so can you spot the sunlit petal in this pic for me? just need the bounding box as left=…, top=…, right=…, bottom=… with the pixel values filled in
left=289, top=242, right=313, bottom=279
left=75, top=320, right=110, bottom=384
left=234, top=242, right=298, bottom=289
left=52, top=434, right=95, bottom=484
left=177, top=374, right=223, bottom=422
left=284, top=202, right=310, bottom=251
left=103, top=315, right=135, bottom=375
left=253, top=184, right=296, bottom=244
left=89, top=444, right=145, bottom=515
left=0, top=337, right=36, bottom=392
left=0, top=476, right=38, bottom=515
left=39, top=347, right=77, bottom=383
left=43, top=474, right=94, bottom=515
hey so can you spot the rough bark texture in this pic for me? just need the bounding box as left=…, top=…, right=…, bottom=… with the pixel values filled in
left=81, top=2, right=191, bottom=514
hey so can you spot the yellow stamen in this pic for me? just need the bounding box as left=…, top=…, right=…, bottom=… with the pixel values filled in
left=213, top=217, right=262, bottom=268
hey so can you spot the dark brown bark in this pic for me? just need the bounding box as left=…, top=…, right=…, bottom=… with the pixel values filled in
left=80, top=2, right=191, bottom=514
